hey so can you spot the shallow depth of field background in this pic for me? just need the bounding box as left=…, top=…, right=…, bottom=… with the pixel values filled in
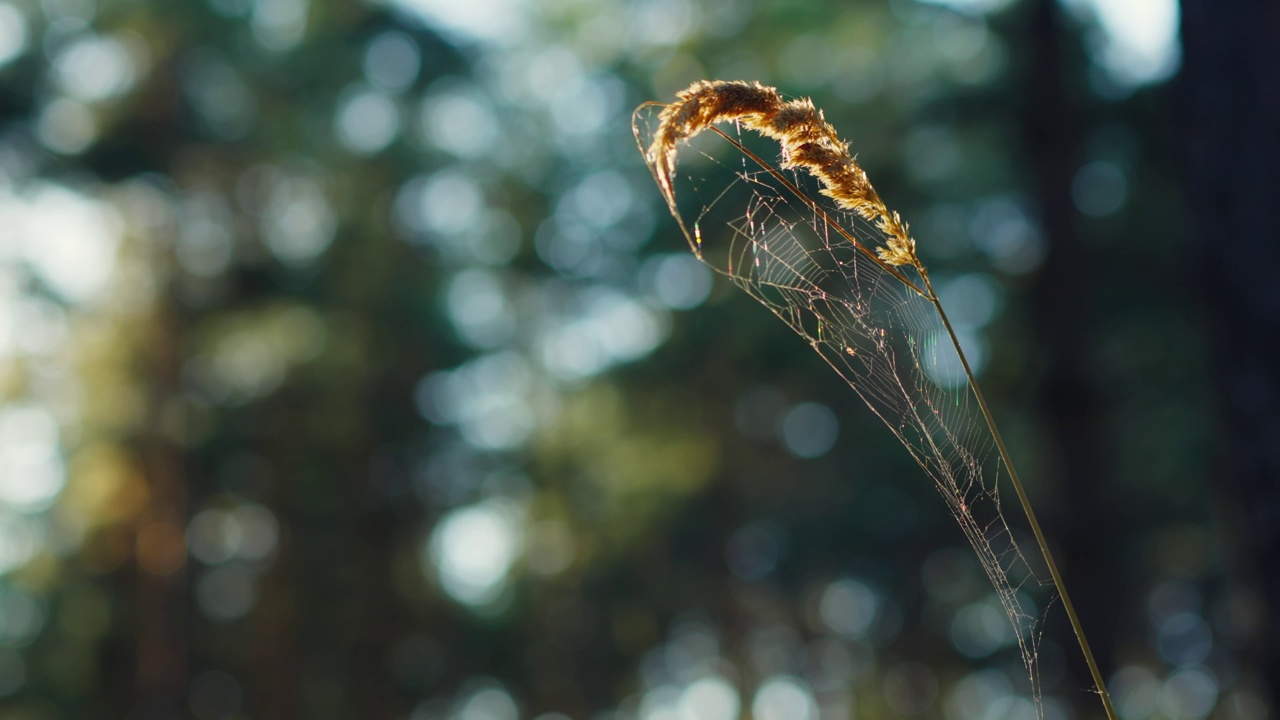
left=0, top=0, right=1270, bottom=718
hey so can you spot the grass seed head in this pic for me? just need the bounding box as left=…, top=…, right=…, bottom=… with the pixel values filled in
left=648, top=80, right=918, bottom=267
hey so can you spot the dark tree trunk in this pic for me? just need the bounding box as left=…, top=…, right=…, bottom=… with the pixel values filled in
left=1022, top=0, right=1120, bottom=691
left=1181, top=0, right=1280, bottom=708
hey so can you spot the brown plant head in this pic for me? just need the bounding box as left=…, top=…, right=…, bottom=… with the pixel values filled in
left=646, top=80, right=919, bottom=267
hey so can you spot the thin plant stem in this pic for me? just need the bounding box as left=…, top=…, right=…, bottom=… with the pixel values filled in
left=918, top=267, right=1118, bottom=720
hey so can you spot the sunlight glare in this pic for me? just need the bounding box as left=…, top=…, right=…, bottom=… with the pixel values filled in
left=1065, top=0, right=1180, bottom=89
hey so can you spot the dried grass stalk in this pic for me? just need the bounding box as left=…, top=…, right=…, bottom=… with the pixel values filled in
left=641, top=80, right=1120, bottom=720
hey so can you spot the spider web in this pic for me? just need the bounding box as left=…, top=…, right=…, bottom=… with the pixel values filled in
left=635, top=105, right=1054, bottom=707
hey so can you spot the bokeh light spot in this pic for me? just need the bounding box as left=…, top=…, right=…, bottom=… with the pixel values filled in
left=195, top=566, right=256, bottom=622
left=937, top=273, right=1002, bottom=330
left=445, top=268, right=515, bottom=349
left=1156, top=612, right=1212, bottom=667
left=230, top=504, right=279, bottom=561
left=903, top=125, right=961, bottom=184
left=177, top=191, right=234, bottom=277
left=779, top=402, right=838, bottom=458
left=416, top=352, right=536, bottom=450
left=260, top=173, right=336, bottom=266
left=37, top=97, right=98, bottom=154
left=182, top=52, right=256, bottom=139
left=969, top=197, right=1045, bottom=274
left=417, top=170, right=483, bottom=236
left=923, top=329, right=986, bottom=388
left=1110, top=665, right=1160, bottom=720
left=950, top=596, right=1014, bottom=657
left=945, top=669, right=1014, bottom=720
left=0, top=512, right=39, bottom=574
left=364, top=31, right=420, bottom=92
left=819, top=578, right=878, bottom=638
left=427, top=500, right=523, bottom=606
left=0, top=585, right=45, bottom=647
left=187, top=509, right=239, bottom=565
left=1066, top=0, right=1180, bottom=89
left=752, top=676, right=816, bottom=720
left=336, top=87, right=401, bottom=154
left=393, top=0, right=528, bottom=45
left=251, top=0, right=307, bottom=51
left=0, top=3, right=27, bottom=67
left=1160, top=667, right=1218, bottom=720
left=640, top=683, right=679, bottom=720
left=54, top=34, right=135, bottom=101
left=0, top=403, right=65, bottom=512
left=933, top=12, right=990, bottom=62
left=14, top=183, right=121, bottom=303
left=558, top=171, right=633, bottom=230
left=678, top=675, right=739, bottom=720
left=420, top=83, right=500, bottom=159
left=1072, top=160, right=1128, bottom=217
left=458, top=681, right=519, bottom=720
left=643, top=253, right=712, bottom=310
left=539, top=289, right=665, bottom=383
left=629, top=0, right=696, bottom=48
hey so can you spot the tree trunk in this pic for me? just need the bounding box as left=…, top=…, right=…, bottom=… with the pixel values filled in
left=1023, top=0, right=1120, bottom=692
left=1181, top=0, right=1280, bottom=707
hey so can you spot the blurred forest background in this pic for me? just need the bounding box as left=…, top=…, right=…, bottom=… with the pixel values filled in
left=0, top=0, right=1276, bottom=718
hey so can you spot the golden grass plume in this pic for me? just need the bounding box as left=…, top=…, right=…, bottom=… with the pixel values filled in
left=646, top=79, right=918, bottom=266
